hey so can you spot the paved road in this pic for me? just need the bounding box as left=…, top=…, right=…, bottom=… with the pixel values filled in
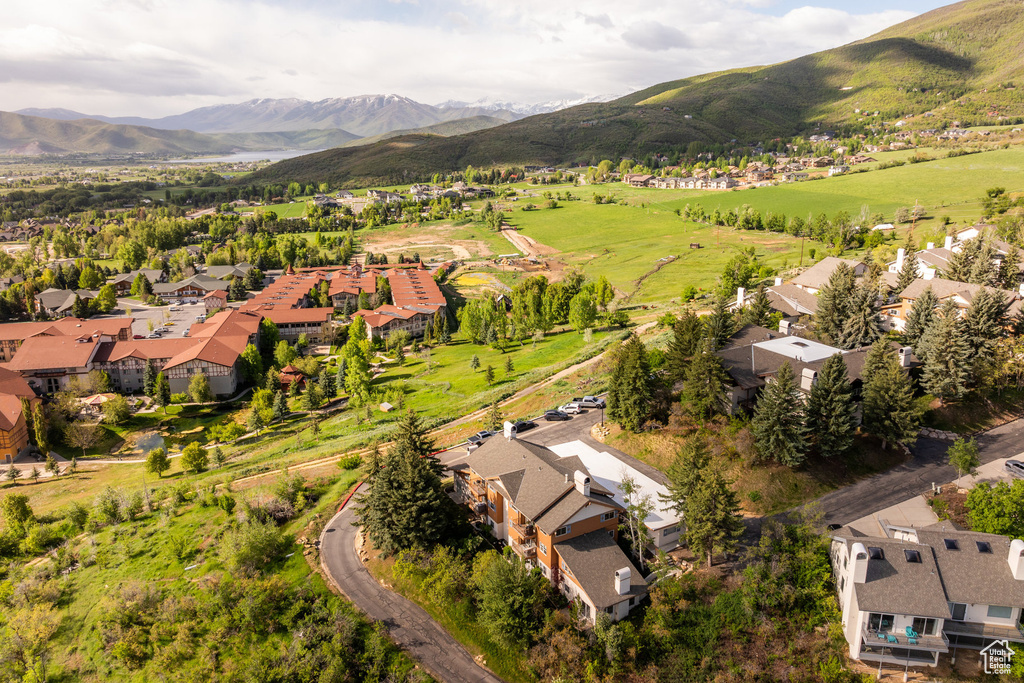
left=319, top=499, right=504, bottom=683
left=811, top=418, right=1024, bottom=525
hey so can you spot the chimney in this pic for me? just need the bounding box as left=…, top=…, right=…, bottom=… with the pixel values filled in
left=923, top=268, right=935, bottom=280
left=926, top=242, right=935, bottom=250
left=851, top=543, right=869, bottom=584
left=898, top=346, right=912, bottom=368
left=1010, top=539, right=1024, bottom=580
left=779, top=320, right=790, bottom=335
left=895, top=248, right=905, bottom=271
left=800, top=368, right=817, bottom=392
left=736, top=286, right=745, bottom=308
left=944, top=235, right=954, bottom=250
left=1018, top=283, right=1024, bottom=298
left=574, top=470, right=591, bottom=497
left=614, top=567, right=631, bottom=596
left=774, top=276, right=783, bottom=286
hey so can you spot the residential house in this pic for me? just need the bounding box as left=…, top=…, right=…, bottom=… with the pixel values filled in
left=880, top=278, right=1022, bottom=332
left=205, top=262, right=253, bottom=280
left=112, top=269, right=166, bottom=295
left=829, top=165, right=851, bottom=176
left=830, top=523, right=1024, bottom=668
left=451, top=437, right=648, bottom=623
left=366, top=189, right=403, bottom=203
left=791, top=257, right=867, bottom=295
left=35, top=288, right=99, bottom=318
left=622, top=174, right=654, bottom=187
left=153, top=275, right=224, bottom=301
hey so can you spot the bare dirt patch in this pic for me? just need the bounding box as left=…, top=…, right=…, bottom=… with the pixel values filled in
left=499, top=226, right=559, bottom=257
left=362, top=224, right=492, bottom=260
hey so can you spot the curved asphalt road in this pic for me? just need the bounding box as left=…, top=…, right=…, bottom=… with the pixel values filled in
left=319, top=498, right=504, bottom=683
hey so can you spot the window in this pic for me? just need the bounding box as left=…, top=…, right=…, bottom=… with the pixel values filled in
left=868, top=613, right=895, bottom=633
left=662, top=525, right=680, bottom=536
left=840, top=577, right=845, bottom=592
left=943, top=539, right=960, bottom=550
left=904, top=549, right=922, bottom=563
left=950, top=603, right=967, bottom=621
left=911, top=618, right=938, bottom=636
left=977, top=541, right=993, bottom=553
left=488, top=500, right=495, bottom=511
left=554, top=525, right=571, bottom=537
left=988, top=605, right=1013, bottom=619
left=539, top=542, right=547, bottom=555
left=868, top=547, right=884, bottom=560
left=601, top=511, right=617, bottom=522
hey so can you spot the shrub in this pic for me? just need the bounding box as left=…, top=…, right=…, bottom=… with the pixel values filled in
left=224, top=520, right=288, bottom=575
left=94, top=487, right=124, bottom=524
left=180, top=443, right=208, bottom=474
left=337, top=455, right=362, bottom=470
left=170, top=393, right=189, bottom=404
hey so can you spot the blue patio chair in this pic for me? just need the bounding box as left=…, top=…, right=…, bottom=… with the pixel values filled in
left=908, top=636, right=918, bottom=645
left=905, top=626, right=918, bottom=638
left=887, top=634, right=899, bottom=644
left=876, top=631, right=887, bottom=640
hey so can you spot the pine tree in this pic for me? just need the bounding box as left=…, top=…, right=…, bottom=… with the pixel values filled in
left=838, top=284, right=882, bottom=349
left=895, top=246, right=919, bottom=292
left=32, top=403, right=49, bottom=455
left=504, top=355, right=514, bottom=376
left=335, top=357, right=346, bottom=390
left=945, top=237, right=979, bottom=281
left=862, top=351, right=919, bottom=449
left=999, top=245, right=1021, bottom=290
left=484, top=365, right=495, bottom=385
left=485, top=402, right=505, bottom=432
left=968, top=239, right=998, bottom=286
left=440, top=316, right=451, bottom=343
left=703, top=296, right=735, bottom=350
left=143, top=359, right=157, bottom=397
left=740, top=284, right=773, bottom=327
left=751, top=361, right=807, bottom=467
left=318, top=368, right=335, bottom=398
left=681, top=338, right=730, bottom=419
left=685, top=466, right=743, bottom=566
left=470, top=354, right=480, bottom=371
left=919, top=301, right=972, bottom=403
left=962, top=288, right=1009, bottom=362
left=272, top=390, right=287, bottom=421
left=814, top=261, right=857, bottom=344
left=666, top=310, right=703, bottom=382
left=903, top=286, right=938, bottom=353
left=355, top=411, right=454, bottom=554
left=805, top=354, right=856, bottom=458
left=660, top=435, right=712, bottom=521
left=607, top=335, right=652, bottom=432
left=155, top=372, right=171, bottom=413
left=860, top=338, right=891, bottom=388
left=433, top=312, right=443, bottom=342
left=229, top=276, right=247, bottom=301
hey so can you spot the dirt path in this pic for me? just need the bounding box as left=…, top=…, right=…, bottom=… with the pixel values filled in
left=499, top=225, right=558, bottom=258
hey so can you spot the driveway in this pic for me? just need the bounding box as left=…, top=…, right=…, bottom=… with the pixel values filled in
left=810, top=418, right=1024, bottom=525
left=319, top=499, right=504, bottom=683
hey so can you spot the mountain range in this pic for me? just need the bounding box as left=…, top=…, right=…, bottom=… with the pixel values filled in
left=1, top=94, right=615, bottom=156
left=248, top=0, right=1024, bottom=187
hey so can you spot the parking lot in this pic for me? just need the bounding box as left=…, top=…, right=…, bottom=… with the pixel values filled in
left=113, top=300, right=208, bottom=338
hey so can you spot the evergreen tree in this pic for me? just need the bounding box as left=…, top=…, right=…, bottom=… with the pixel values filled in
left=318, top=368, right=335, bottom=398
left=32, top=403, right=49, bottom=455
left=962, top=288, right=1009, bottom=363
left=968, top=239, right=998, bottom=286
left=470, top=354, right=480, bottom=371
left=355, top=411, right=455, bottom=554
left=703, top=296, right=735, bottom=350
left=685, top=466, right=743, bottom=566
left=838, top=284, right=882, bottom=349
left=860, top=338, right=891, bottom=388
left=666, top=310, right=703, bottom=382
left=919, top=300, right=972, bottom=403
left=485, top=402, right=505, bottom=432
left=660, top=435, right=712, bottom=522
left=681, top=338, right=729, bottom=419
left=503, top=355, right=514, bottom=376
left=484, top=365, right=495, bottom=385
left=895, top=246, right=919, bottom=292
left=335, top=356, right=346, bottom=391
left=805, top=354, right=856, bottom=458
left=750, top=361, right=807, bottom=467
left=155, top=372, right=171, bottom=413
left=432, top=312, right=443, bottom=342
left=440, top=316, right=451, bottom=343
left=945, top=237, right=978, bottom=282
left=813, top=261, right=856, bottom=344
left=903, top=287, right=938, bottom=353
left=607, top=335, right=652, bottom=432
left=862, top=351, right=919, bottom=449
left=272, top=390, right=287, bottom=421
left=999, top=245, right=1021, bottom=290
left=143, top=359, right=157, bottom=397
left=740, top=284, right=773, bottom=327
left=229, top=276, right=247, bottom=301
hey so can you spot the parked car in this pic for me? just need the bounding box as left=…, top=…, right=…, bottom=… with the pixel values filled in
left=146, top=333, right=160, bottom=339
left=1005, top=460, right=1024, bottom=479
left=468, top=430, right=494, bottom=445
left=133, top=334, right=144, bottom=339
left=544, top=410, right=571, bottom=421
left=169, top=306, right=182, bottom=311
left=511, top=419, right=536, bottom=433
left=560, top=403, right=583, bottom=414
left=572, top=396, right=605, bottom=409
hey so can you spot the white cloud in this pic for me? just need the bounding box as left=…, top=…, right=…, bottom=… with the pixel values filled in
left=0, top=0, right=921, bottom=117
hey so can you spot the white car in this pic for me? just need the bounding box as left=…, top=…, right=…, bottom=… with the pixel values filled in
left=560, top=403, right=583, bottom=414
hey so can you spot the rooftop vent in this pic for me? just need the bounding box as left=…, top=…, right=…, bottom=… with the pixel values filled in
left=944, top=539, right=960, bottom=551
left=868, top=547, right=884, bottom=560
left=977, top=541, right=992, bottom=553
left=905, top=549, right=922, bottom=563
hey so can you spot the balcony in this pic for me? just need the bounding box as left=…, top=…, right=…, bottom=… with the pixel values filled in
left=466, top=479, right=487, bottom=499
left=509, top=518, right=536, bottom=539
left=862, top=627, right=949, bottom=653
left=943, top=621, right=1024, bottom=643
left=509, top=538, right=537, bottom=559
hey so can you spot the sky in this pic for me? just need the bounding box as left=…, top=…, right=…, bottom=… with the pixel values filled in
left=0, top=0, right=951, bottom=118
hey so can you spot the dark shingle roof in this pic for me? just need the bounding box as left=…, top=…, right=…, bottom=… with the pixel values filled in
left=556, top=531, right=648, bottom=609
left=915, top=524, right=1024, bottom=607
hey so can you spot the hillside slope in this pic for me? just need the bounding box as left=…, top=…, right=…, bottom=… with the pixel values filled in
left=249, top=0, right=1024, bottom=187
left=340, top=115, right=508, bottom=148
left=0, top=111, right=361, bottom=155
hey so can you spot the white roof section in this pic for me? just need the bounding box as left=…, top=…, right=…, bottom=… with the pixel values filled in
left=752, top=335, right=839, bottom=363
left=548, top=440, right=680, bottom=531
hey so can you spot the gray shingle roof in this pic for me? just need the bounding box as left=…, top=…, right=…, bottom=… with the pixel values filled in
left=834, top=533, right=951, bottom=619
left=556, top=531, right=648, bottom=609
left=915, top=524, right=1024, bottom=608
left=790, top=257, right=865, bottom=290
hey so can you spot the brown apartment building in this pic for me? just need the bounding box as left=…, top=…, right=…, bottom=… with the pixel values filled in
left=452, top=437, right=647, bottom=623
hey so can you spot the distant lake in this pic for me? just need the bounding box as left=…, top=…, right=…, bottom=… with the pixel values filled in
left=165, top=149, right=320, bottom=164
